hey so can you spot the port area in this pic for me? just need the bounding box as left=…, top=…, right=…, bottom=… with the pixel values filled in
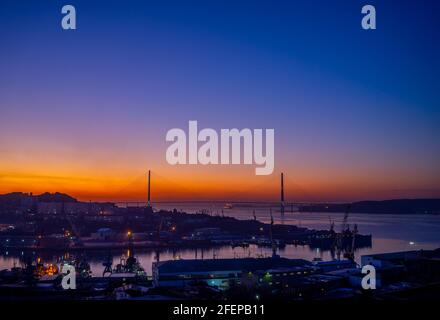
left=0, top=206, right=384, bottom=301
left=0, top=208, right=370, bottom=252
left=2, top=207, right=440, bottom=301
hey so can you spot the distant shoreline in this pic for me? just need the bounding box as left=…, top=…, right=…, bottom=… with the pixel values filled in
left=1, top=192, right=440, bottom=215
left=298, top=199, right=440, bottom=215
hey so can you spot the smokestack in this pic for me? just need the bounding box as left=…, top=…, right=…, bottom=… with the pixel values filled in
left=147, top=170, right=151, bottom=207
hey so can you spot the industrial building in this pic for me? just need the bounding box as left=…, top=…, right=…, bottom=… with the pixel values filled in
left=152, top=257, right=316, bottom=289
left=361, top=249, right=440, bottom=288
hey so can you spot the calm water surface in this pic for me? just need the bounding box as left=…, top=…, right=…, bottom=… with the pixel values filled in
left=1, top=203, right=439, bottom=276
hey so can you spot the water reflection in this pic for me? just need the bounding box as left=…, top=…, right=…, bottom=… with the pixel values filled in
left=1, top=208, right=439, bottom=276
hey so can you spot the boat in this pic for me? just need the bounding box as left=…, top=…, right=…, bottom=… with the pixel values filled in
left=223, top=203, right=233, bottom=209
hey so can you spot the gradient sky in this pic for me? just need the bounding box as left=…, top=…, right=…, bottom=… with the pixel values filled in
left=0, top=0, right=439, bottom=202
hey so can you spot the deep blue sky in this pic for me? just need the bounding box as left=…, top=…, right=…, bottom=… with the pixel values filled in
left=0, top=0, right=439, bottom=201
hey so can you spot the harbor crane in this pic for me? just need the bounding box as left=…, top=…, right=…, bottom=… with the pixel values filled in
left=269, top=209, right=278, bottom=258
left=335, top=205, right=351, bottom=260
left=328, top=216, right=334, bottom=232
left=154, top=216, right=165, bottom=262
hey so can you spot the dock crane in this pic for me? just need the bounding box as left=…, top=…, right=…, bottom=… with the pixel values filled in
left=328, top=216, right=334, bottom=232
left=335, top=205, right=351, bottom=260
left=154, top=216, right=165, bottom=262
left=341, top=207, right=350, bottom=232
left=328, top=216, right=336, bottom=259
left=102, top=252, right=113, bottom=276
left=344, top=223, right=358, bottom=261
left=269, top=209, right=278, bottom=258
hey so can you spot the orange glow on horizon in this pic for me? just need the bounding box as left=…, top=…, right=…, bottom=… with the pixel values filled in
left=1, top=164, right=439, bottom=203
left=1, top=139, right=439, bottom=202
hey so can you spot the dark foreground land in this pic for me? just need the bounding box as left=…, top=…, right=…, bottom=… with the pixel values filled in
left=0, top=192, right=439, bottom=302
